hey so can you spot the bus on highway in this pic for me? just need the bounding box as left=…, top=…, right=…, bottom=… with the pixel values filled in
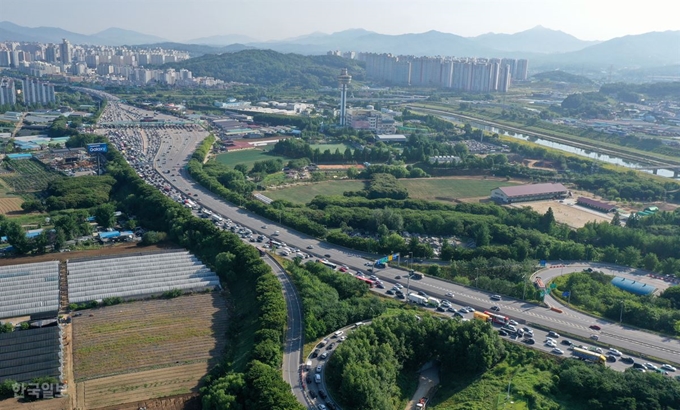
left=484, top=311, right=509, bottom=325
left=316, top=259, right=337, bottom=270
left=356, top=277, right=376, bottom=288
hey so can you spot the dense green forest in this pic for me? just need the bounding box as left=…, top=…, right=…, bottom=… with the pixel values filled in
left=326, top=313, right=680, bottom=409
left=531, top=70, right=595, bottom=85
left=164, top=49, right=366, bottom=88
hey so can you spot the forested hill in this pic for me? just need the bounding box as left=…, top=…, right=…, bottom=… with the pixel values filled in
left=163, top=49, right=366, bottom=88
left=531, top=70, right=594, bottom=85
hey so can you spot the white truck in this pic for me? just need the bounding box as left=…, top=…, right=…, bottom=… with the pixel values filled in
left=408, top=293, right=429, bottom=305
left=427, top=297, right=441, bottom=308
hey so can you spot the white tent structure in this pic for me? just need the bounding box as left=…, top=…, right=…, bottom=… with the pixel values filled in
left=67, top=251, right=220, bottom=303
left=0, top=261, right=60, bottom=319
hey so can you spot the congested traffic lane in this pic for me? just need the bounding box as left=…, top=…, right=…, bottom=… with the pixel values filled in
left=93, top=96, right=680, bottom=367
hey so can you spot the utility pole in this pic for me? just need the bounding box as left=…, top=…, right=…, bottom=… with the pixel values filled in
left=620, top=300, right=624, bottom=323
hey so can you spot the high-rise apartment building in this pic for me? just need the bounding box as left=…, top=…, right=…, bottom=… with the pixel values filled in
left=515, top=59, right=529, bottom=81
left=0, top=77, right=17, bottom=106
left=21, top=76, right=55, bottom=105
left=60, top=39, right=72, bottom=63
left=0, top=50, right=10, bottom=67
left=44, top=45, right=58, bottom=63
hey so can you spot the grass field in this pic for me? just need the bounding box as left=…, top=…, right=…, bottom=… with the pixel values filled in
left=214, top=147, right=286, bottom=168
left=72, top=292, right=227, bottom=381
left=262, top=180, right=366, bottom=204
left=400, top=177, right=517, bottom=201
left=262, top=177, right=517, bottom=204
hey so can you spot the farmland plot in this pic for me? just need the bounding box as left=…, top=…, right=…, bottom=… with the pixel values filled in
left=81, top=363, right=208, bottom=409
left=1, top=160, right=62, bottom=193
left=72, top=292, right=227, bottom=382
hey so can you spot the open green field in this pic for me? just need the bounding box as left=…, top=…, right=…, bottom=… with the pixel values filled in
left=262, top=177, right=517, bottom=204
left=263, top=180, right=366, bottom=204
left=215, top=147, right=286, bottom=168
left=400, top=178, right=518, bottom=201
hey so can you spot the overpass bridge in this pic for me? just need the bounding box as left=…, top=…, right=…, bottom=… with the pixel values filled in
left=634, top=166, right=680, bottom=177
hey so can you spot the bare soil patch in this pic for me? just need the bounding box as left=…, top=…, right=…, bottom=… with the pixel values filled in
left=511, top=200, right=612, bottom=228
left=0, top=397, right=68, bottom=410
left=82, top=365, right=208, bottom=409
left=0, top=197, right=23, bottom=213
left=72, top=293, right=227, bottom=382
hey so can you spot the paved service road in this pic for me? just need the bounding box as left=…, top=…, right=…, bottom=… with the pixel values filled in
left=92, top=95, right=680, bottom=370
left=262, top=255, right=307, bottom=405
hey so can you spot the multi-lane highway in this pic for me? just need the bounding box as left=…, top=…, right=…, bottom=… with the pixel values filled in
left=92, top=94, right=680, bottom=377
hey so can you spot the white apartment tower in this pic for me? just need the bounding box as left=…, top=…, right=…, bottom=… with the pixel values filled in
left=21, top=77, right=56, bottom=105
left=0, top=77, right=17, bottom=105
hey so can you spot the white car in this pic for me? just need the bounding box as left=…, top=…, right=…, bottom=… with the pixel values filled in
left=644, top=363, right=658, bottom=371
left=395, top=283, right=404, bottom=289
left=445, top=292, right=454, bottom=297
left=545, top=340, right=557, bottom=348
left=508, top=320, right=518, bottom=326
left=551, top=348, right=564, bottom=355
left=608, top=348, right=621, bottom=356
left=661, top=364, right=676, bottom=372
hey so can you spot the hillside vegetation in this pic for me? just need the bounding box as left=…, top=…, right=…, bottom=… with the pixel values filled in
left=532, top=70, right=594, bottom=85
left=164, top=49, right=366, bottom=88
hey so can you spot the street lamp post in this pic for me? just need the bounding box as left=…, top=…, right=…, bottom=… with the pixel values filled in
left=620, top=300, right=625, bottom=323
left=406, top=252, right=413, bottom=303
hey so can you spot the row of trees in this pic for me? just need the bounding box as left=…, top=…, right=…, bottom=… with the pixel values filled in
left=57, top=132, right=303, bottom=409
left=554, top=271, right=680, bottom=334
left=326, top=313, right=505, bottom=409
left=286, top=261, right=386, bottom=340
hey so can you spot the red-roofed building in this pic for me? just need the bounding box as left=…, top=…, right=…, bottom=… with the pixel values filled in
left=491, top=183, right=568, bottom=203
left=577, top=197, right=616, bottom=213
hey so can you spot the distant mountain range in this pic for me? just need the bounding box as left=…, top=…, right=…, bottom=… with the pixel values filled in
left=1, top=21, right=679, bottom=69
left=0, top=21, right=167, bottom=46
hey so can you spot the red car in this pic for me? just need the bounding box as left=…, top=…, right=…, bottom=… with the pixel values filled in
left=590, top=324, right=602, bottom=331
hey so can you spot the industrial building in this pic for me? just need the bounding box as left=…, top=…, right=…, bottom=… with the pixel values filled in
left=376, top=134, right=407, bottom=143
left=577, top=197, right=617, bottom=213
left=491, top=183, right=568, bottom=203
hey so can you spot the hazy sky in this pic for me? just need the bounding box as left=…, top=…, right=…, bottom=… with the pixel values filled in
left=4, top=0, right=678, bottom=42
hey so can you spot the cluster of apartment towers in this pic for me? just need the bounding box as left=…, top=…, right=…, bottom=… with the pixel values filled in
left=360, top=53, right=528, bottom=92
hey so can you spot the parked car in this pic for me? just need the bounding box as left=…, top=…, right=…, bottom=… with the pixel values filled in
left=524, top=338, right=535, bottom=345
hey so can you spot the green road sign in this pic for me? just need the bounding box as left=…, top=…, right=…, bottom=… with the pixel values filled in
left=550, top=283, right=557, bottom=289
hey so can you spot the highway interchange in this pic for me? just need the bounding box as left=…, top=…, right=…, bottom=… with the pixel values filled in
left=90, top=93, right=680, bottom=407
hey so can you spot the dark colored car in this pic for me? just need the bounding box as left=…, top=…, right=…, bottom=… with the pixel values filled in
left=396, top=293, right=405, bottom=299
left=386, top=289, right=395, bottom=295
left=606, top=355, right=617, bottom=363
left=490, top=305, right=501, bottom=312
left=498, top=329, right=509, bottom=336
left=589, top=324, right=602, bottom=331
left=561, top=339, right=573, bottom=346
left=326, top=403, right=336, bottom=410
left=524, top=338, right=535, bottom=345
left=318, top=390, right=327, bottom=400
left=311, top=349, right=319, bottom=358
left=324, top=254, right=332, bottom=258
left=621, top=357, right=635, bottom=365
left=327, top=343, right=335, bottom=350
left=547, top=331, right=560, bottom=338
left=309, top=389, right=316, bottom=399
left=395, top=275, right=402, bottom=279
left=306, top=375, right=312, bottom=384
left=436, top=306, right=446, bottom=312
left=633, top=362, right=645, bottom=369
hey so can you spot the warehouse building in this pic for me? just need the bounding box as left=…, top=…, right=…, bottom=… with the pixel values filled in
left=577, top=197, right=616, bottom=213
left=491, top=183, right=568, bottom=204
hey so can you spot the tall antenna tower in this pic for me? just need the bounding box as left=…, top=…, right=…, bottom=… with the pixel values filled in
left=338, top=68, right=352, bottom=126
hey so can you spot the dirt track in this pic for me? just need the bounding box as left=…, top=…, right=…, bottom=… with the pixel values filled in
left=0, top=243, right=182, bottom=267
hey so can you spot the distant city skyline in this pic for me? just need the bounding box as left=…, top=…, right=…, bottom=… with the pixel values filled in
left=3, top=0, right=678, bottom=43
